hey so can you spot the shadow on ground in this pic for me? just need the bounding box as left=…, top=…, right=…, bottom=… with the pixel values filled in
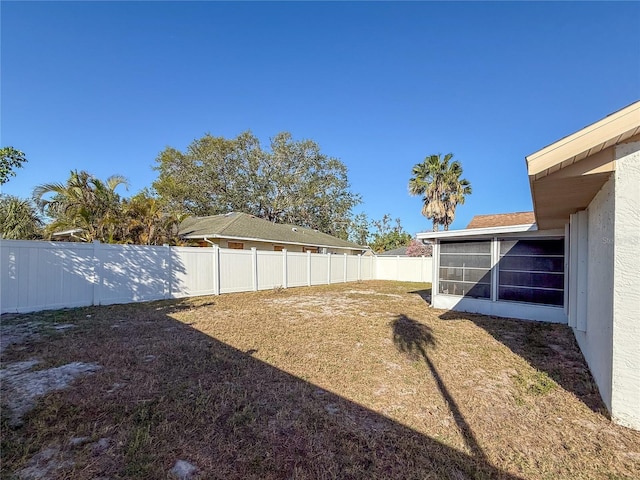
left=0, top=300, right=523, bottom=480
left=409, top=287, right=431, bottom=303
left=390, top=314, right=489, bottom=464
left=437, top=310, right=606, bottom=415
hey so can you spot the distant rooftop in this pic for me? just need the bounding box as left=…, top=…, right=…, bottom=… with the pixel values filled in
left=466, top=212, right=536, bottom=229
left=179, top=212, right=365, bottom=251
left=377, top=246, right=408, bottom=256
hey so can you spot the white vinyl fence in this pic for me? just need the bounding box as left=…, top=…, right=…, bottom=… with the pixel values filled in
left=0, top=240, right=432, bottom=314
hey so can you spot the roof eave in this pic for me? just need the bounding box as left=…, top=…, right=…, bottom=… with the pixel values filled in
left=182, top=233, right=365, bottom=251
left=526, top=101, right=640, bottom=179
left=417, top=223, right=538, bottom=240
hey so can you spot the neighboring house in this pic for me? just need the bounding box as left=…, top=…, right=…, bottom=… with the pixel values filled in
left=417, top=101, right=640, bottom=430
left=179, top=212, right=367, bottom=254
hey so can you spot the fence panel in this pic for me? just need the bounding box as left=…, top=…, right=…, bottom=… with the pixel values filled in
left=330, top=255, right=344, bottom=283
left=310, top=254, right=328, bottom=285
left=219, top=248, right=253, bottom=294
left=97, top=244, right=168, bottom=305
left=257, top=251, right=284, bottom=290
left=287, top=252, right=308, bottom=287
left=1, top=240, right=95, bottom=313
left=346, top=255, right=359, bottom=282
left=170, top=247, right=216, bottom=298
left=360, top=255, right=374, bottom=280
left=376, top=256, right=399, bottom=280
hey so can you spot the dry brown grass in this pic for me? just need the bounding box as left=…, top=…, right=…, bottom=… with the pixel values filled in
left=2, top=280, right=639, bottom=479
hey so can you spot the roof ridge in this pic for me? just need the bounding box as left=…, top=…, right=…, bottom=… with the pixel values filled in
left=217, top=212, right=247, bottom=235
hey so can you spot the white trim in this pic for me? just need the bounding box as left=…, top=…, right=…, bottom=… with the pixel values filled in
left=432, top=295, right=567, bottom=324
left=417, top=223, right=537, bottom=240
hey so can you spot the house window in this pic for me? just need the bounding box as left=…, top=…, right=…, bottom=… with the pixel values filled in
left=228, top=241, right=244, bottom=250
left=439, top=241, right=491, bottom=299
left=303, top=247, right=319, bottom=253
left=274, top=245, right=285, bottom=252
left=498, top=239, right=564, bottom=306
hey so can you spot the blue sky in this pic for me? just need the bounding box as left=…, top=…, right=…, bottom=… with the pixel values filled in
left=2, top=1, right=639, bottom=235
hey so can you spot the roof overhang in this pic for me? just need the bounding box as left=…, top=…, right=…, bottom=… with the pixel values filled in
left=526, top=101, right=640, bottom=229
left=417, top=223, right=541, bottom=241
left=184, top=233, right=366, bottom=251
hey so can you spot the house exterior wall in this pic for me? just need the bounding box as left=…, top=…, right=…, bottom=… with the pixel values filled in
left=572, top=175, right=615, bottom=411
left=571, top=140, right=640, bottom=429
left=611, top=141, right=640, bottom=429
left=201, top=238, right=359, bottom=255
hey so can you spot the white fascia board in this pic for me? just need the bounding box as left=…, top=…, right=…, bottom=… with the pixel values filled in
left=526, top=101, right=640, bottom=177
left=416, top=224, right=537, bottom=240
left=184, top=233, right=364, bottom=251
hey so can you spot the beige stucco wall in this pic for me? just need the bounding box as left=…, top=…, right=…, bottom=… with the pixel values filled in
left=573, top=175, right=615, bottom=411
left=611, top=141, right=640, bottom=429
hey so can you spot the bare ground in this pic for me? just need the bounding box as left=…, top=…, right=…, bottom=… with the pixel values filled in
left=1, top=280, right=639, bottom=479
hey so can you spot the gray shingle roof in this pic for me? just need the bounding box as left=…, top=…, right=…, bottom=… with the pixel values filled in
left=377, top=247, right=408, bottom=256
left=179, top=212, right=365, bottom=251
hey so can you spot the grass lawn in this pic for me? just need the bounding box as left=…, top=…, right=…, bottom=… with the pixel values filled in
left=1, top=280, right=639, bottom=479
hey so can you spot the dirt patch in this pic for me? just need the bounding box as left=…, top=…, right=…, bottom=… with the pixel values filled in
left=0, top=322, right=42, bottom=355
left=1, top=359, right=101, bottom=427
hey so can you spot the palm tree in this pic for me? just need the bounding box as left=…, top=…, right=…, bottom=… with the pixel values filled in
left=441, top=162, right=472, bottom=230
left=33, top=170, right=128, bottom=242
left=0, top=195, right=43, bottom=239
left=408, top=153, right=471, bottom=231
left=122, top=192, right=182, bottom=245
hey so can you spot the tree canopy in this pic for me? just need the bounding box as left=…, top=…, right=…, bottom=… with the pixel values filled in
left=32, top=171, right=181, bottom=244
left=0, top=147, right=27, bottom=185
left=153, top=131, right=361, bottom=239
left=409, top=153, right=471, bottom=231
left=346, top=213, right=413, bottom=252
left=0, top=195, right=43, bottom=239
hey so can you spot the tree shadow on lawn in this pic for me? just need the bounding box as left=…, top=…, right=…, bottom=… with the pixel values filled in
left=0, top=300, right=524, bottom=480
left=437, top=310, right=607, bottom=416
left=390, top=314, right=489, bottom=464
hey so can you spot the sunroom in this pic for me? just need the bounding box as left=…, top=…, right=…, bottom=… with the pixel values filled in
left=417, top=223, right=568, bottom=324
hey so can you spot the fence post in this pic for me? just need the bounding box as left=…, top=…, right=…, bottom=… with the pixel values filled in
left=282, top=249, right=288, bottom=289
left=372, top=255, right=376, bottom=280
left=164, top=244, right=172, bottom=299
left=343, top=253, right=347, bottom=283
left=397, top=256, right=401, bottom=281
left=327, top=253, right=331, bottom=285
left=358, top=254, right=362, bottom=281
left=92, top=240, right=102, bottom=306
left=421, top=255, right=425, bottom=282
left=214, top=245, right=221, bottom=295
left=307, top=251, right=312, bottom=286
left=252, top=247, right=258, bottom=291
